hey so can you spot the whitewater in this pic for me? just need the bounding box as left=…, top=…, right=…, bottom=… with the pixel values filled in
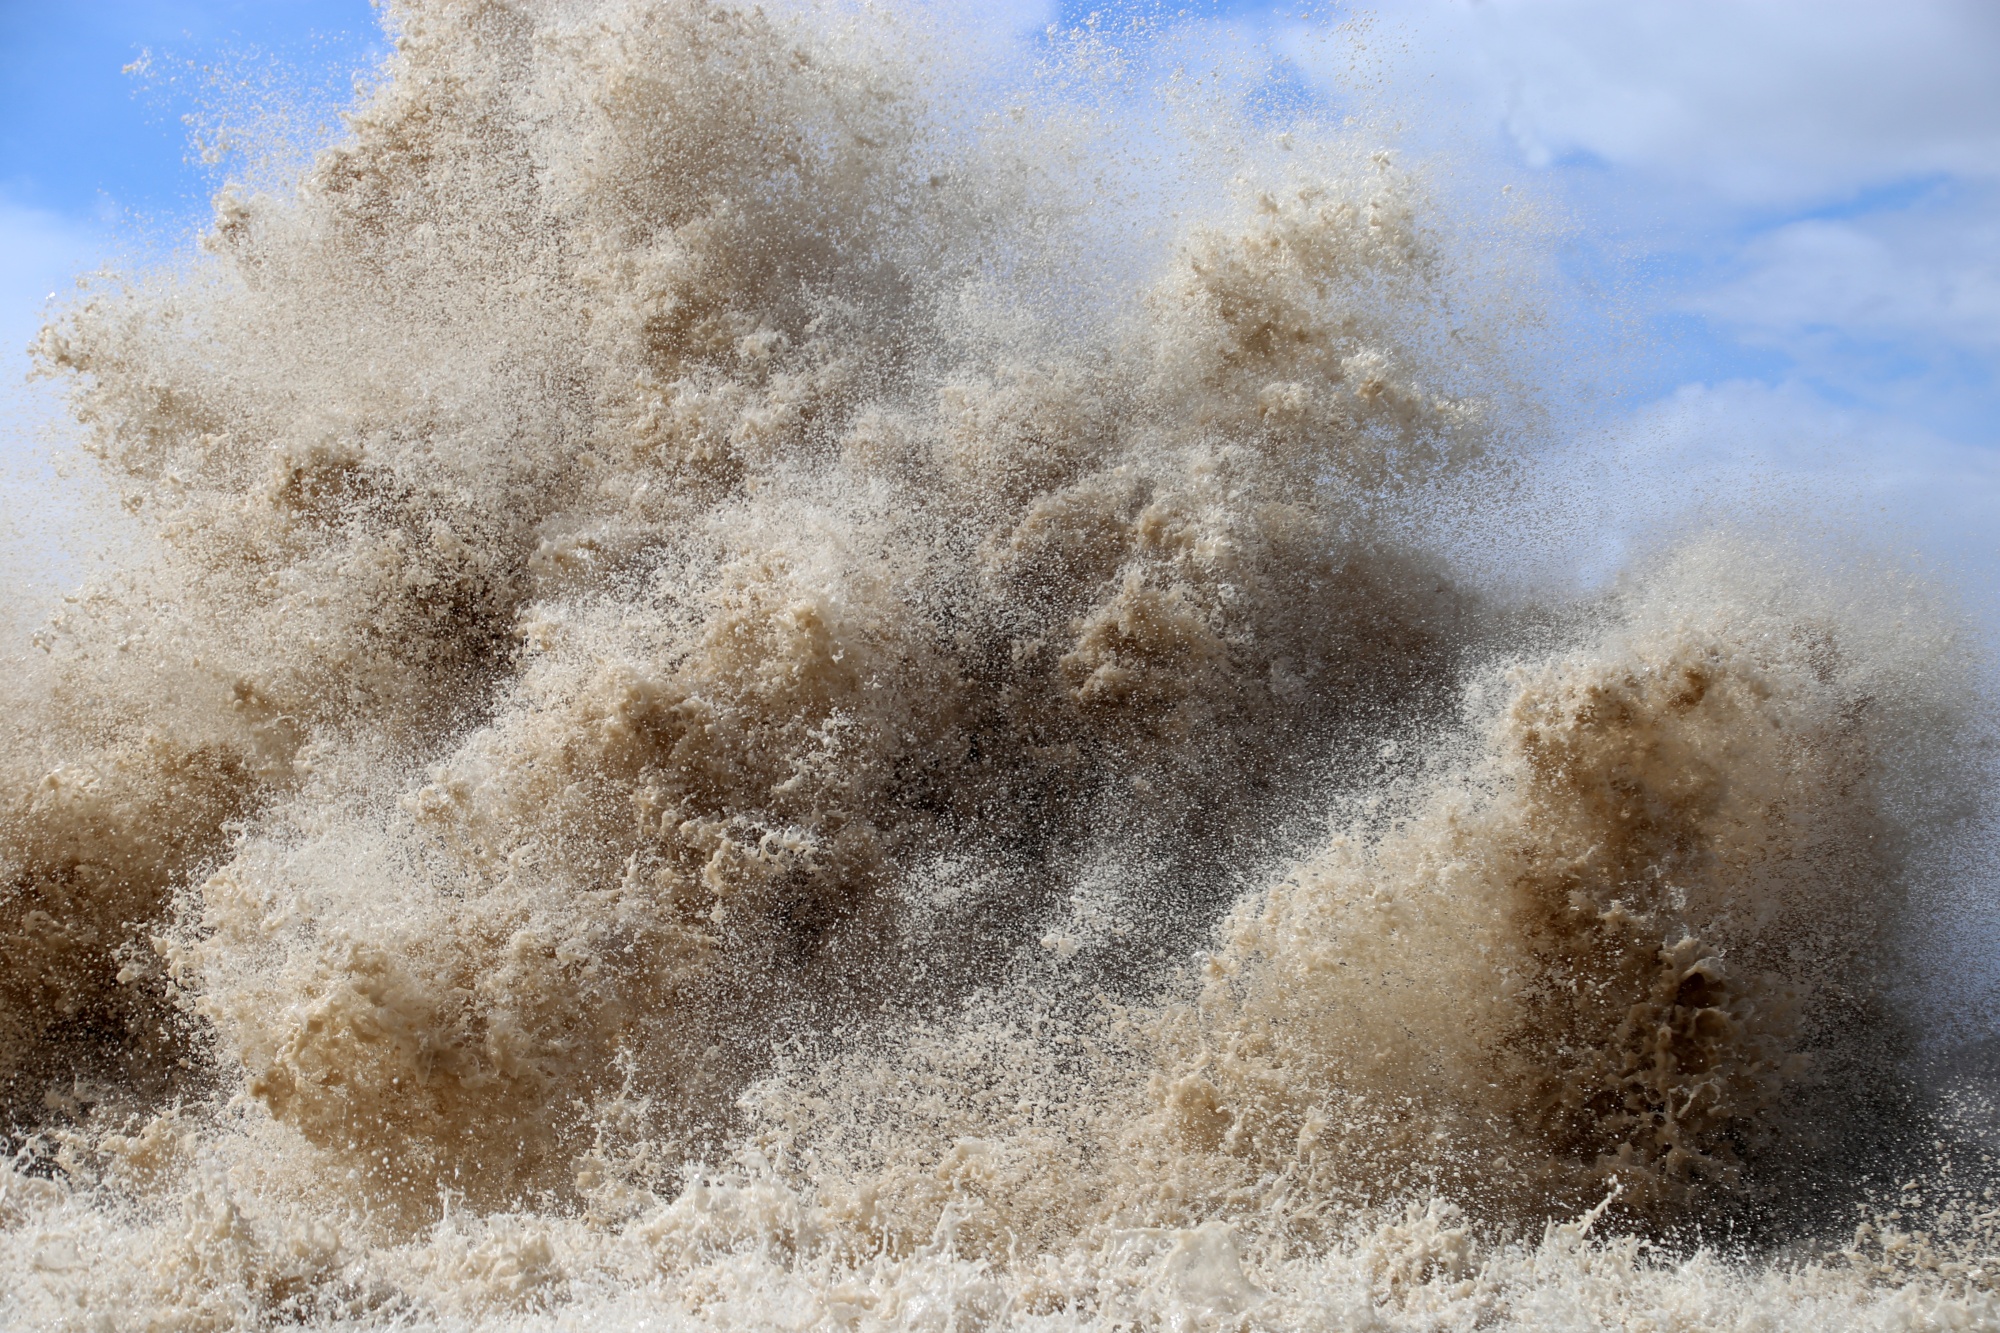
left=2, top=1, right=1998, bottom=1328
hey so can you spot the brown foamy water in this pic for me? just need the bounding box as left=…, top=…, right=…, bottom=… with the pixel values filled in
left=2, top=2, right=1996, bottom=1328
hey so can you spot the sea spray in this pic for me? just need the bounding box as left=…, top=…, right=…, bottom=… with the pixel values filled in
left=1, top=1, right=1993, bottom=1328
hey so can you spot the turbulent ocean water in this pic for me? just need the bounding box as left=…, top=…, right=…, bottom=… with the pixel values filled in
left=3, top=2, right=1999, bottom=1327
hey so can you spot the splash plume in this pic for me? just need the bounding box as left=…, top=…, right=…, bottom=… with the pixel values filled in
left=0, top=2, right=1992, bottom=1327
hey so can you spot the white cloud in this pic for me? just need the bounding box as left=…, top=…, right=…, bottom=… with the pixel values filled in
left=1691, top=200, right=2000, bottom=354
left=1611, top=378, right=2000, bottom=513
left=1502, top=380, right=2000, bottom=610
left=1339, top=0, right=2000, bottom=209
left=1260, top=1, right=2000, bottom=446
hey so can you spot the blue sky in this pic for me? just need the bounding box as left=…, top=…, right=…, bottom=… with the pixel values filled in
left=2, top=0, right=1996, bottom=610
left=0, top=1, right=380, bottom=218
left=0, top=0, right=379, bottom=314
